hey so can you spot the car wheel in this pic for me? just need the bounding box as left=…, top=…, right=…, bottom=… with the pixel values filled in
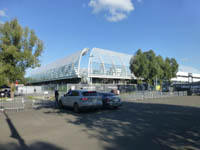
left=73, top=103, right=80, bottom=113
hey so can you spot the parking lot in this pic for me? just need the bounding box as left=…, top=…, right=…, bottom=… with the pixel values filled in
left=0, top=96, right=200, bottom=150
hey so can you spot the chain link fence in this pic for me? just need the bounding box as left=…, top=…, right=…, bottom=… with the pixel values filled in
left=120, top=91, right=187, bottom=101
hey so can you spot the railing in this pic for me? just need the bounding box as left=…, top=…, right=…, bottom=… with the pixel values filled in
left=0, top=98, right=25, bottom=111
left=120, top=91, right=187, bottom=101
left=0, top=91, right=188, bottom=111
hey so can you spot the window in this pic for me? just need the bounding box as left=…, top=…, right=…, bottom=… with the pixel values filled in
left=82, top=91, right=97, bottom=96
left=70, top=91, right=79, bottom=96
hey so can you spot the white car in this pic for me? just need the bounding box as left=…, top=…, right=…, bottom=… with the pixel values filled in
left=59, top=90, right=102, bottom=112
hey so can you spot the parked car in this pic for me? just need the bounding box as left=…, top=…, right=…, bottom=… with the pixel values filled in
left=99, top=92, right=122, bottom=109
left=59, top=90, right=102, bottom=112
left=0, top=90, right=5, bottom=97
left=0, top=89, right=10, bottom=98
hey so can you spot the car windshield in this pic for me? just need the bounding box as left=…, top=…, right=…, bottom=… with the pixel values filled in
left=82, top=91, right=97, bottom=96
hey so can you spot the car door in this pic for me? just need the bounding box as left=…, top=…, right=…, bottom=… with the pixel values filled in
left=62, top=91, right=71, bottom=106
left=68, top=91, right=80, bottom=107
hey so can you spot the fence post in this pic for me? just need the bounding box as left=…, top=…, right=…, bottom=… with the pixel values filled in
left=22, top=98, right=25, bottom=109
left=0, top=100, right=4, bottom=112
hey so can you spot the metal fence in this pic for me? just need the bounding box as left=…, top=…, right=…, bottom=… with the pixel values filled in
left=0, top=98, right=25, bottom=111
left=0, top=91, right=187, bottom=112
left=120, top=91, right=187, bottom=101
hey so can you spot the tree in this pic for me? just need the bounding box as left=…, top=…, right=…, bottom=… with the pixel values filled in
left=163, top=57, right=179, bottom=81
left=130, top=49, right=179, bottom=87
left=0, top=61, right=7, bottom=86
left=0, top=19, right=44, bottom=98
left=144, top=50, right=160, bottom=82
left=130, top=49, right=149, bottom=81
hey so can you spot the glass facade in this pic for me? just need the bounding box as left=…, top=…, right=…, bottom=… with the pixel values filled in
left=88, top=48, right=133, bottom=79
left=30, top=49, right=86, bottom=82
left=30, top=48, right=134, bottom=83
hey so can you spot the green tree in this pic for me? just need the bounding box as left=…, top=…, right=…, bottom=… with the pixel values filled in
left=0, top=19, right=44, bottom=97
left=0, top=61, right=7, bottom=86
left=130, top=49, right=178, bottom=87
left=130, top=49, right=149, bottom=80
left=144, top=50, right=160, bottom=82
left=163, top=57, right=179, bottom=81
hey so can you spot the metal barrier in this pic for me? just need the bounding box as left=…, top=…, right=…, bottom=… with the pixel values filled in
left=0, top=98, right=25, bottom=111
left=0, top=91, right=187, bottom=111
left=120, top=91, right=187, bottom=101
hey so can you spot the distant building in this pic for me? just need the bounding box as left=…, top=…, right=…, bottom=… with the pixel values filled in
left=171, top=66, right=200, bottom=83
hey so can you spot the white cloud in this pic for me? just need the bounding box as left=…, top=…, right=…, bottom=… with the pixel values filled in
left=89, top=0, right=134, bottom=22
left=0, top=10, right=6, bottom=17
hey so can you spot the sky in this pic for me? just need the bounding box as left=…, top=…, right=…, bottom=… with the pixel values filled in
left=0, top=0, right=200, bottom=74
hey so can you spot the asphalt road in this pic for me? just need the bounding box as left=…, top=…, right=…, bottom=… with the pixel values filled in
left=0, top=96, right=200, bottom=150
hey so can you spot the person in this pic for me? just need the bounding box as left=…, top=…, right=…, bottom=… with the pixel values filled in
left=67, top=88, right=72, bottom=95
left=55, top=90, right=59, bottom=108
left=116, top=89, right=120, bottom=95
left=111, top=89, right=117, bottom=95
left=34, top=88, right=36, bottom=94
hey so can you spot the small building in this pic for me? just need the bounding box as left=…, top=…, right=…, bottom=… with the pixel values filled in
left=171, top=65, right=200, bottom=83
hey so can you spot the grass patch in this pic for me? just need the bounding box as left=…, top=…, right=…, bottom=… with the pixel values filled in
left=0, top=97, right=9, bottom=101
left=27, top=96, right=34, bottom=100
left=48, top=96, right=55, bottom=100
left=27, top=95, right=55, bottom=101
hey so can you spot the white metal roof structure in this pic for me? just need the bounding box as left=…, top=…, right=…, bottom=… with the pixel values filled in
left=88, top=48, right=133, bottom=79
left=30, top=48, right=89, bottom=82
left=29, top=48, right=134, bottom=83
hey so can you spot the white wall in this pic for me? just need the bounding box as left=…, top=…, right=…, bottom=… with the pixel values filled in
left=171, top=71, right=200, bottom=83
left=16, top=86, right=42, bottom=94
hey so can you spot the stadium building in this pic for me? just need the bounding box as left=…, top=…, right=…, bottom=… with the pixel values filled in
left=29, top=48, right=136, bottom=85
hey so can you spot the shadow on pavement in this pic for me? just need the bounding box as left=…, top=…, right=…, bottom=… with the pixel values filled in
left=0, top=142, right=64, bottom=150
left=1, top=112, right=65, bottom=150
left=44, top=101, right=200, bottom=150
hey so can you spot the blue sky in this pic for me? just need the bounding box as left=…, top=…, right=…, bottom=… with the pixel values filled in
left=0, top=0, right=200, bottom=73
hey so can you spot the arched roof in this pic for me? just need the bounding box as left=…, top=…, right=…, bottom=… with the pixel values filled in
left=88, top=48, right=133, bottom=79
left=30, top=48, right=89, bottom=82
left=29, top=47, right=134, bottom=83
